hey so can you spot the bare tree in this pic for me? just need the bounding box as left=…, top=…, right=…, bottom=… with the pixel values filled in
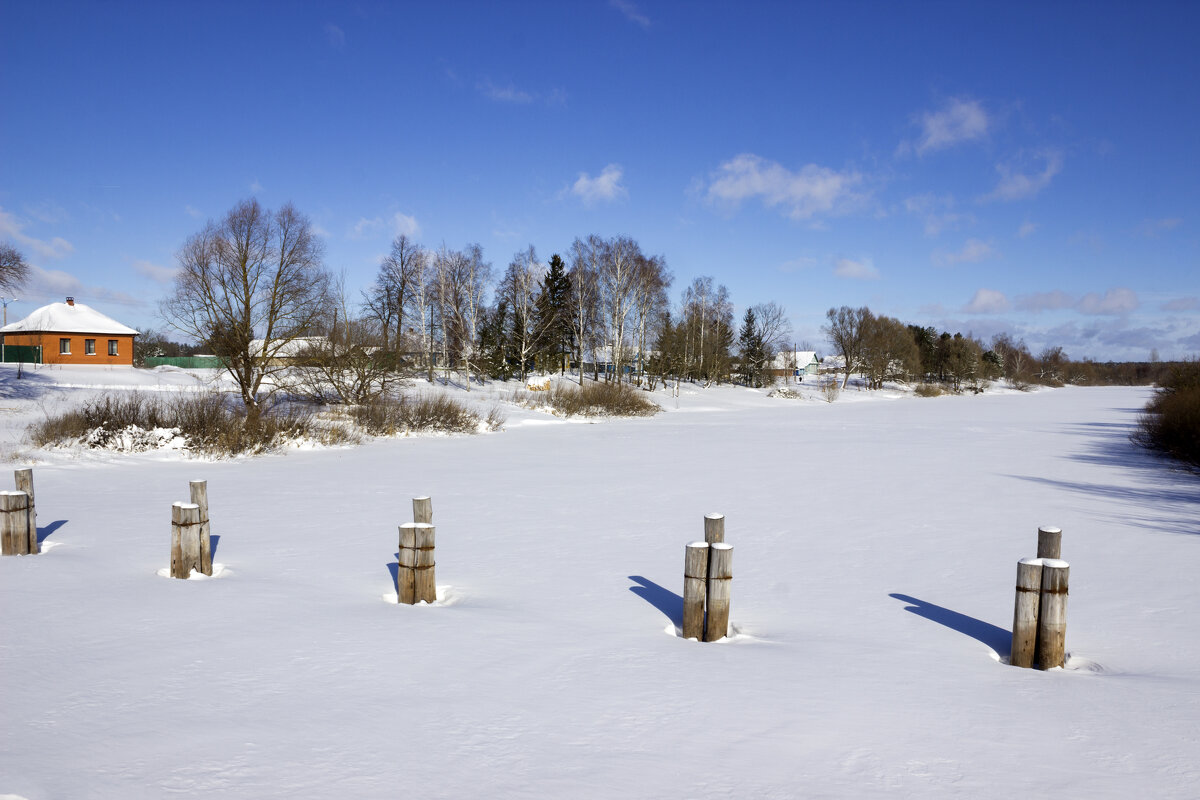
left=631, top=253, right=671, bottom=385
left=362, top=234, right=424, bottom=368
left=569, top=236, right=602, bottom=386
left=823, top=305, right=870, bottom=390
left=291, top=273, right=396, bottom=404
left=0, top=242, right=30, bottom=294
left=499, top=244, right=545, bottom=382
left=749, top=301, right=792, bottom=364
left=597, top=235, right=641, bottom=381
left=161, top=199, right=330, bottom=417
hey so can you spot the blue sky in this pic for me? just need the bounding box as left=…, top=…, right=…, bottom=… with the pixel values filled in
left=2, top=0, right=1198, bottom=360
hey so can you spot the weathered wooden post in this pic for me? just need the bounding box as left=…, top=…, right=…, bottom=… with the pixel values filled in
left=1037, top=526, right=1062, bottom=560
left=1036, top=559, right=1069, bottom=669
left=683, top=541, right=709, bottom=640
left=703, top=513, right=724, bottom=544
left=170, top=502, right=201, bottom=579
left=189, top=480, right=212, bottom=576
left=1010, top=557, right=1043, bottom=668
left=397, top=523, right=419, bottom=604
left=704, top=543, right=733, bottom=642
left=0, top=490, right=33, bottom=555
left=14, top=468, right=37, bottom=554
left=413, top=496, right=432, bottom=525
left=414, top=523, right=437, bottom=603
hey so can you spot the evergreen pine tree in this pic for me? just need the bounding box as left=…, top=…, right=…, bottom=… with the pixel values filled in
left=738, top=307, right=766, bottom=387
left=534, top=254, right=572, bottom=373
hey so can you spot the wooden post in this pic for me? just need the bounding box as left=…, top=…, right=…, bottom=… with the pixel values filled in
left=1036, top=559, right=1069, bottom=669
left=414, top=523, right=436, bottom=603
left=397, top=523, right=419, bottom=604
left=1010, top=557, right=1043, bottom=668
left=14, top=468, right=37, bottom=555
left=413, top=496, right=432, bottom=525
left=704, top=543, right=733, bottom=642
left=0, top=490, right=31, bottom=556
left=171, top=502, right=201, bottom=579
left=1037, top=526, right=1062, bottom=560
left=190, top=480, right=212, bottom=576
left=683, top=541, right=709, bottom=640
left=703, top=513, right=724, bottom=544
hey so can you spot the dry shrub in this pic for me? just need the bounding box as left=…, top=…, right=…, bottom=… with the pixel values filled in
left=1135, top=361, right=1200, bottom=469
left=351, top=392, right=500, bottom=435
left=514, top=380, right=659, bottom=418
left=821, top=379, right=841, bottom=403
left=914, top=383, right=944, bottom=398
left=28, top=391, right=336, bottom=456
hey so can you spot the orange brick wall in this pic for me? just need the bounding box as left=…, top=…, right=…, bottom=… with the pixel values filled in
left=3, top=333, right=136, bottom=366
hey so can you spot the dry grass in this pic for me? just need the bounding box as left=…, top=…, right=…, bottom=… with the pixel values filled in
left=351, top=392, right=503, bottom=436
left=1135, top=361, right=1200, bottom=469
left=512, top=379, right=659, bottom=418
left=28, top=391, right=348, bottom=456
left=914, top=383, right=945, bottom=397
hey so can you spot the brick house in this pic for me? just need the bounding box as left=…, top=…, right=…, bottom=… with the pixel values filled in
left=1, top=297, right=139, bottom=366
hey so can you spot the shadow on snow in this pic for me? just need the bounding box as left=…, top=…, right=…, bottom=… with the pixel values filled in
left=627, top=575, right=683, bottom=628
left=889, top=593, right=1011, bottom=659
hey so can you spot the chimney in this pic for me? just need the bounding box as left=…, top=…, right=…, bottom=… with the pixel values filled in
left=66, top=297, right=74, bottom=306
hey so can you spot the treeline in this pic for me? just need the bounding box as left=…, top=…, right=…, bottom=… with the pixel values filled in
left=1135, top=361, right=1200, bottom=469
left=349, top=233, right=793, bottom=391
left=824, top=305, right=1173, bottom=393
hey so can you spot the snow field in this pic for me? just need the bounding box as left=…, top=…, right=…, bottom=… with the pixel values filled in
left=2, top=372, right=1199, bottom=798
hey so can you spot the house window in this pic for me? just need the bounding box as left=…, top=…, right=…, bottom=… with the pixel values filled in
left=108, top=339, right=119, bottom=356
left=85, top=339, right=96, bottom=355
left=59, top=338, right=70, bottom=354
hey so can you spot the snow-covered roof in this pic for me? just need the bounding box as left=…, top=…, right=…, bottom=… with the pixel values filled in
left=1, top=300, right=139, bottom=336
left=250, top=336, right=327, bottom=358
left=770, top=350, right=818, bottom=369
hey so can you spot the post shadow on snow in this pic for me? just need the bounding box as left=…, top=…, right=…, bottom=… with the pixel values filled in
left=387, top=555, right=399, bottom=592
left=889, top=593, right=1011, bottom=659
left=208, top=534, right=220, bottom=561
left=36, top=519, right=67, bottom=544
left=628, top=576, right=683, bottom=628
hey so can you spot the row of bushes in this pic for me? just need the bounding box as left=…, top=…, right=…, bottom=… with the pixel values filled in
left=510, top=379, right=660, bottom=418
left=29, top=390, right=505, bottom=457
left=1136, top=362, right=1200, bottom=470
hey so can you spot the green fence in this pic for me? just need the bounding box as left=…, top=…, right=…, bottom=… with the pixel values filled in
left=144, top=356, right=227, bottom=369
left=2, top=345, right=42, bottom=364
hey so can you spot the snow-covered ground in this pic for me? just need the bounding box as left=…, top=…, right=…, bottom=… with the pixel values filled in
left=2, top=364, right=1198, bottom=798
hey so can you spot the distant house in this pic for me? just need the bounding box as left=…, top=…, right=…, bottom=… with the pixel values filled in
left=768, top=350, right=819, bottom=380
left=249, top=336, right=327, bottom=366
left=0, top=297, right=138, bottom=366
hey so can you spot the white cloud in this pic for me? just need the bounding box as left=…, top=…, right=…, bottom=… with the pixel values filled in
left=392, top=212, right=420, bottom=238
left=22, top=201, right=68, bottom=224
left=570, top=164, right=627, bottom=205
left=833, top=257, right=879, bottom=280
left=1077, top=287, right=1138, bottom=315
left=350, top=212, right=421, bottom=240
left=933, top=238, right=997, bottom=266
left=963, top=288, right=1011, bottom=314
left=1016, top=290, right=1076, bottom=313
left=132, top=259, right=178, bottom=284
left=1017, top=220, right=1038, bottom=238
left=1162, top=297, right=1198, bottom=312
left=185, top=205, right=203, bottom=219
left=0, top=207, right=74, bottom=260
left=351, top=217, right=383, bottom=238
left=22, top=265, right=142, bottom=308
left=324, top=23, right=345, bottom=48
left=610, top=0, right=651, bottom=28
left=706, top=154, right=864, bottom=221
left=249, top=179, right=264, bottom=193
left=477, top=78, right=534, bottom=104
left=908, top=98, right=990, bottom=155
left=981, top=150, right=1062, bottom=202
left=904, top=193, right=971, bottom=236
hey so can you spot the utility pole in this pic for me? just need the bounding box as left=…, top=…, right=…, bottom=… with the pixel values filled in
left=1, top=298, right=17, bottom=364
